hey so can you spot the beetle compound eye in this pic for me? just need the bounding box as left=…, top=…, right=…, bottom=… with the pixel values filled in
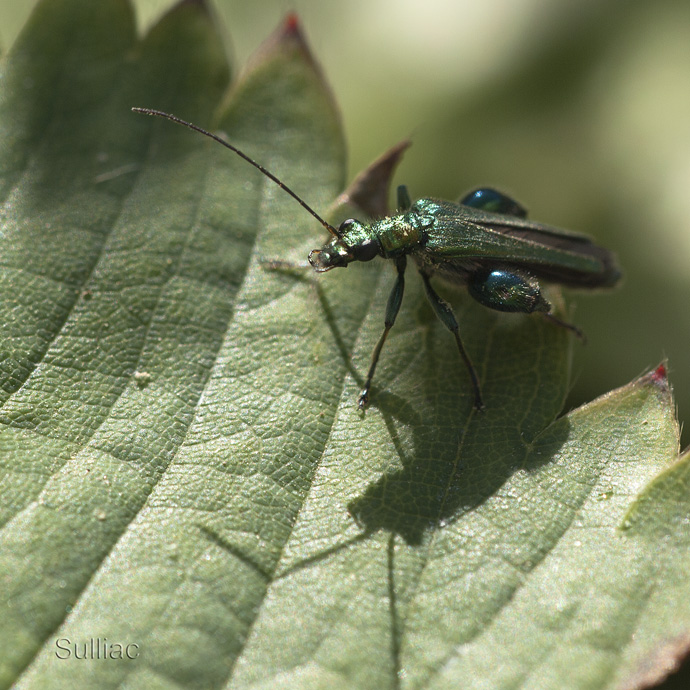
left=337, top=218, right=356, bottom=237
left=352, top=238, right=379, bottom=262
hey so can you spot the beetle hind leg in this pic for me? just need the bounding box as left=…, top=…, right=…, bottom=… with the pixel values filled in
left=543, top=313, right=586, bottom=343
left=468, top=268, right=586, bottom=342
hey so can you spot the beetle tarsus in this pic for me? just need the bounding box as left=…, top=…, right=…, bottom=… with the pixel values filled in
left=544, top=313, right=587, bottom=344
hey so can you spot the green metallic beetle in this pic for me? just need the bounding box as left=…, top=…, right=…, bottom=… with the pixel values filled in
left=310, top=184, right=620, bottom=409
left=133, top=109, right=621, bottom=410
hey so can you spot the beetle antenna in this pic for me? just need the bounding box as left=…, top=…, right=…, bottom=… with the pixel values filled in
left=132, top=108, right=341, bottom=238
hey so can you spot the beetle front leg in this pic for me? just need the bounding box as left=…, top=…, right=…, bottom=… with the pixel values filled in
left=421, top=272, right=484, bottom=411
left=359, top=256, right=407, bottom=409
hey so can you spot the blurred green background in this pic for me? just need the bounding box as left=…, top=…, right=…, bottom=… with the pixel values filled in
left=2, top=0, right=689, bottom=446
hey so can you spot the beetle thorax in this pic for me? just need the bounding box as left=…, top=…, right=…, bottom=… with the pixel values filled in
left=373, top=212, right=431, bottom=258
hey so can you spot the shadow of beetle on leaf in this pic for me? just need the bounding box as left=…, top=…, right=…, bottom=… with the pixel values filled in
left=323, top=272, right=575, bottom=546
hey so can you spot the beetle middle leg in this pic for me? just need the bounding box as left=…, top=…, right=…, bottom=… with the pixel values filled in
left=359, top=256, right=407, bottom=409
left=420, top=272, right=484, bottom=410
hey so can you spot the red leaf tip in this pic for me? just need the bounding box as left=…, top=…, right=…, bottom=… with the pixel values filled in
left=651, top=363, right=667, bottom=384
left=284, top=13, right=300, bottom=35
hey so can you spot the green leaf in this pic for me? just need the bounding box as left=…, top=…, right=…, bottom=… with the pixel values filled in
left=0, top=2, right=686, bottom=689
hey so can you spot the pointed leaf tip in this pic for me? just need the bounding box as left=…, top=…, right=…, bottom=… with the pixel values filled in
left=253, top=12, right=316, bottom=67
left=283, top=13, right=301, bottom=35
left=236, top=13, right=334, bottom=114
left=641, top=361, right=672, bottom=400
left=651, top=363, right=668, bottom=384
left=276, top=12, right=311, bottom=58
left=337, top=140, right=412, bottom=217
